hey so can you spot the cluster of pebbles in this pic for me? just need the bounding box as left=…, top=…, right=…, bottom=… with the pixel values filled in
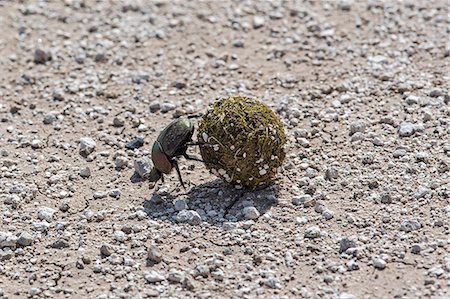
left=0, top=1, right=448, bottom=298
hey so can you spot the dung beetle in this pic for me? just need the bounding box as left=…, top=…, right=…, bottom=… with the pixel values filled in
left=149, top=117, right=206, bottom=188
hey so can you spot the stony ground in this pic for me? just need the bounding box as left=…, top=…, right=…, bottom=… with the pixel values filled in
left=0, top=0, right=449, bottom=298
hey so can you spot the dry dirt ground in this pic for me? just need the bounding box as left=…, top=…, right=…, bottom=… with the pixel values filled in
left=0, top=1, right=449, bottom=298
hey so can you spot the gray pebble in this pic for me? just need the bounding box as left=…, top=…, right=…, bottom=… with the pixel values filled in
left=174, top=199, right=188, bottom=211
left=144, top=271, right=166, bottom=283
left=79, top=166, right=91, bottom=178
left=242, top=206, right=260, bottom=220
left=43, top=113, right=56, bottom=124
left=339, top=293, right=356, bottom=299
left=372, top=257, right=387, bottom=270
left=398, top=122, right=415, bottom=137
left=17, top=231, right=34, bottom=246
left=0, top=231, right=17, bottom=248
left=400, top=220, right=422, bottom=232
left=79, top=137, right=96, bottom=157
left=93, top=191, right=108, bottom=199
left=292, top=194, right=314, bottom=207
left=100, top=243, right=114, bottom=256
left=37, top=207, right=56, bottom=221
left=109, top=189, right=121, bottom=198
left=34, top=49, right=51, bottom=64
left=160, top=102, right=177, bottom=113
left=176, top=210, right=202, bottom=225
left=322, top=209, right=334, bottom=220
left=148, top=245, right=163, bottom=263
left=51, top=239, right=70, bottom=249
left=304, top=226, right=321, bottom=238
left=134, top=157, right=153, bottom=178
left=339, top=237, right=356, bottom=253
left=253, top=16, right=265, bottom=29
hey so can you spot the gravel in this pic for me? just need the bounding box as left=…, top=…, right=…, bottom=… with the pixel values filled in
left=79, top=137, right=96, bottom=157
left=0, top=1, right=448, bottom=298
left=134, top=156, right=153, bottom=178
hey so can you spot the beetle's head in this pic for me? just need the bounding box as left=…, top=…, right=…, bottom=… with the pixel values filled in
left=148, top=167, right=162, bottom=182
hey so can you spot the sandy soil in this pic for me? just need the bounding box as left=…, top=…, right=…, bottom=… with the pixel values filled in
left=0, top=1, right=449, bottom=298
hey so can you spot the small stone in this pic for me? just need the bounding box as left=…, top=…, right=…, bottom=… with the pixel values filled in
left=115, top=156, right=129, bottom=169
left=94, top=53, right=107, bottom=62
left=304, top=226, right=321, bottom=238
left=79, top=167, right=91, bottom=178
left=168, top=270, right=184, bottom=283
left=350, top=132, right=365, bottom=142
left=393, top=148, right=407, bottom=158
left=109, top=189, right=121, bottom=198
left=292, top=194, right=314, bottom=207
left=232, top=39, right=244, bottom=48
left=37, top=207, right=56, bottom=221
left=51, top=239, right=70, bottom=249
left=429, top=88, right=443, bottom=97
left=176, top=210, right=202, bottom=225
left=100, top=243, right=114, bottom=257
left=160, top=102, right=177, bottom=113
left=149, top=101, right=161, bottom=113
left=112, top=117, right=125, bottom=127
left=339, top=237, right=356, bottom=253
left=114, top=230, right=126, bottom=242
left=338, top=0, right=353, bottom=11
left=134, top=157, right=153, bottom=178
left=346, top=260, right=359, bottom=271
left=31, top=139, right=42, bottom=149
left=79, top=137, right=96, bottom=157
left=17, top=231, right=34, bottom=246
left=174, top=199, right=188, bottom=211
left=34, top=49, right=51, bottom=64
left=325, top=167, right=338, bottom=180
left=43, top=113, right=56, bottom=124
left=372, top=257, right=386, bottom=270
left=147, top=245, right=163, bottom=263
left=0, top=231, right=17, bottom=248
left=415, top=152, right=429, bottom=163
left=144, top=271, right=166, bottom=283
left=243, top=206, right=260, bottom=220
left=380, top=192, right=392, bottom=204
left=400, top=220, right=421, bottom=232
left=125, top=137, right=145, bottom=150
left=339, top=292, right=356, bottom=299
left=172, top=81, right=186, bottom=89
left=322, top=209, right=334, bottom=220
left=59, top=203, right=70, bottom=212
left=398, top=122, right=415, bottom=137
left=414, top=187, right=429, bottom=199
left=349, top=121, right=366, bottom=135
left=228, top=63, right=239, bottom=70
left=253, top=16, right=265, bottom=29
left=405, top=95, right=419, bottom=105
left=93, top=191, right=108, bottom=199
left=29, top=288, right=41, bottom=296
left=411, top=244, right=422, bottom=254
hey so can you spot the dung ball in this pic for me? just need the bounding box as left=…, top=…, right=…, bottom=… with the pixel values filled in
left=198, top=96, right=287, bottom=188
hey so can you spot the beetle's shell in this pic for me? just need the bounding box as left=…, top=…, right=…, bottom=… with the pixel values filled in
left=157, top=118, right=194, bottom=157
left=152, top=141, right=172, bottom=174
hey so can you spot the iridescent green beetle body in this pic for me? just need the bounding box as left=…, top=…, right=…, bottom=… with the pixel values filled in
left=149, top=118, right=195, bottom=187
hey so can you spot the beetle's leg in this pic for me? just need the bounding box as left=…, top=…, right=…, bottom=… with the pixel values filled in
left=183, top=153, right=216, bottom=164
left=172, top=160, right=185, bottom=189
left=161, top=174, right=164, bottom=183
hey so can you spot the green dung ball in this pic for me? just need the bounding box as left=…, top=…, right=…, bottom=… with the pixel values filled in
left=198, top=96, right=287, bottom=188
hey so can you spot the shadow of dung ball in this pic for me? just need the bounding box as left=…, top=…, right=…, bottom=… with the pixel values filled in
left=198, top=96, right=287, bottom=188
